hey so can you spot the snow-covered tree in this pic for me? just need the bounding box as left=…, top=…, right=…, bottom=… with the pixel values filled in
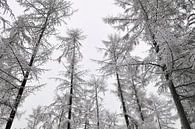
left=26, top=29, right=86, bottom=129
left=99, top=34, right=133, bottom=129
left=104, top=0, right=195, bottom=128
left=26, top=106, right=43, bottom=129
left=87, top=75, right=107, bottom=129
left=0, top=0, right=73, bottom=128
left=0, top=0, right=14, bottom=29
left=56, top=28, right=85, bottom=129
left=122, top=61, right=150, bottom=128
left=146, top=94, right=178, bottom=129
left=100, top=110, right=121, bottom=129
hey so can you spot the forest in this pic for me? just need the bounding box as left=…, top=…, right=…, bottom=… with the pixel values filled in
left=0, top=0, right=195, bottom=129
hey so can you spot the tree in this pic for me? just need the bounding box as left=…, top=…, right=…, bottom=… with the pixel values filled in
left=146, top=94, right=178, bottom=129
left=104, top=0, right=195, bottom=128
left=122, top=60, right=149, bottom=128
left=0, top=0, right=14, bottom=29
left=87, top=75, right=107, bottom=129
left=2, top=0, right=73, bottom=128
left=57, top=28, right=85, bottom=129
left=26, top=106, right=42, bottom=129
left=26, top=29, right=86, bottom=129
left=100, top=110, right=121, bottom=129
left=99, top=34, right=133, bottom=129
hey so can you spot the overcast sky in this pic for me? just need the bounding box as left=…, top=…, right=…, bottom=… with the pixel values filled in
left=6, top=0, right=155, bottom=128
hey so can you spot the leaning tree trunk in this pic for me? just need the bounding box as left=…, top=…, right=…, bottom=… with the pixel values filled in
left=166, top=74, right=191, bottom=129
left=115, top=72, right=131, bottom=129
left=67, top=41, right=76, bottom=129
left=5, top=15, right=49, bottom=129
left=113, top=52, right=131, bottom=129
left=136, top=0, right=191, bottom=128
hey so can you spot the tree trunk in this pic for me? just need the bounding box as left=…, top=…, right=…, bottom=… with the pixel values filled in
left=95, top=84, right=100, bottom=129
left=58, top=109, right=64, bottom=129
left=67, top=40, right=76, bottom=129
left=116, top=72, right=131, bottom=129
left=84, top=114, right=89, bottom=129
left=165, top=74, right=191, bottom=129
left=113, top=49, right=130, bottom=129
left=136, top=0, right=191, bottom=128
left=5, top=15, right=49, bottom=129
left=154, top=103, right=162, bottom=129
left=132, top=82, right=144, bottom=122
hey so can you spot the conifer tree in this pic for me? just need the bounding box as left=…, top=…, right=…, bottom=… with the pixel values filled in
left=1, top=0, right=73, bottom=128
left=104, top=0, right=195, bottom=128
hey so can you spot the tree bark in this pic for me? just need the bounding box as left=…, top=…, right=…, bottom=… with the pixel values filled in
left=116, top=72, right=131, bottom=129
left=113, top=48, right=131, bottom=129
left=165, top=74, right=191, bottom=129
left=132, top=83, right=144, bottom=121
left=95, top=84, right=100, bottom=129
left=84, top=114, right=89, bottom=129
left=5, top=15, right=49, bottom=129
left=67, top=40, right=76, bottom=129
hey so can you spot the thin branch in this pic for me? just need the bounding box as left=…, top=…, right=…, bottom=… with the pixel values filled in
left=0, top=68, right=21, bottom=82
left=8, top=44, right=25, bottom=77
left=0, top=100, right=13, bottom=109
left=176, top=81, right=195, bottom=88
left=180, top=94, right=195, bottom=101
left=0, top=76, right=19, bottom=89
left=123, top=61, right=163, bottom=68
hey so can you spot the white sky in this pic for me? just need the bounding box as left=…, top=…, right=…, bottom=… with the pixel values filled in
left=6, top=0, right=166, bottom=128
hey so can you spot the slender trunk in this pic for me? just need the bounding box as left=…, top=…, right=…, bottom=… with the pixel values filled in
left=58, top=109, right=64, bottom=129
left=153, top=103, right=162, bottom=129
left=113, top=50, right=130, bottom=129
left=95, top=84, right=100, bottom=129
left=136, top=0, right=191, bottom=128
left=132, top=83, right=144, bottom=122
left=5, top=15, right=49, bottom=129
left=116, top=72, right=131, bottom=129
left=84, top=114, right=88, bottom=129
left=166, top=74, right=191, bottom=129
left=67, top=41, right=76, bottom=129
left=84, top=120, right=87, bottom=129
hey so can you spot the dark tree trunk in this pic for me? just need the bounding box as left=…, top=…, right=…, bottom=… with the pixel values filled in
left=132, top=83, right=144, bottom=121
left=5, top=16, right=48, bottom=129
left=84, top=114, right=89, bottom=129
left=166, top=74, right=191, bottom=129
left=5, top=72, right=29, bottom=129
left=67, top=41, right=76, bottom=129
left=116, top=72, right=131, bottom=129
left=95, top=84, right=100, bottom=129
left=67, top=82, right=73, bottom=129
